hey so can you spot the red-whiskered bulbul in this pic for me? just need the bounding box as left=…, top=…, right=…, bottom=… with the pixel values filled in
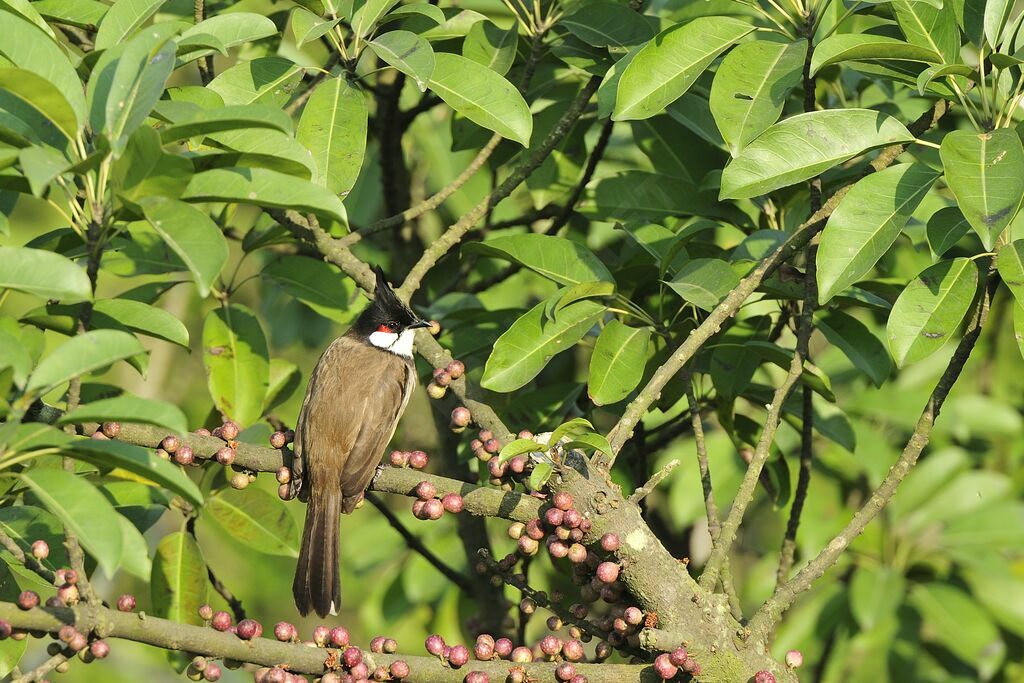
left=291, top=266, right=430, bottom=617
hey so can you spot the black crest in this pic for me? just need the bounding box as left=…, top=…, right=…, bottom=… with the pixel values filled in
left=351, top=266, right=426, bottom=337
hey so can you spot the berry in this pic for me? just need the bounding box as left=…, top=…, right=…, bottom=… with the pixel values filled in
left=428, top=320, right=441, bottom=336
left=198, top=604, right=214, bottom=621
left=595, top=641, right=611, bottom=660
left=277, top=483, right=292, bottom=501
left=654, top=653, right=677, bottom=680
left=369, top=635, right=386, bottom=653
left=384, top=638, right=398, bottom=653
left=544, top=508, right=565, bottom=528
left=390, top=660, right=410, bottom=679
left=415, top=481, right=436, bottom=500
left=62, top=569, right=78, bottom=585
left=270, top=431, right=287, bottom=449
left=284, top=430, right=295, bottom=444
left=464, top=673, right=489, bottom=683
left=563, top=639, right=584, bottom=662
left=432, top=368, right=452, bottom=387
left=425, top=634, right=445, bottom=656
left=117, top=594, right=136, bottom=612
left=350, top=662, right=369, bottom=680
left=102, top=422, right=121, bottom=438
left=0, top=621, right=10, bottom=640
left=596, top=562, right=620, bottom=583
left=447, top=360, right=465, bottom=379
left=508, top=456, right=527, bottom=474
left=220, top=420, right=239, bottom=440
left=682, top=658, right=701, bottom=675
left=449, top=644, right=470, bottom=667
left=174, top=445, right=194, bottom=466
left=754, top=672, right=777, bottom=683
left=161, top=435, right=180, bottom=453
left=624, top=606, right=644, bottom=626
left=91, top=430, right=109, bottom=440
left=313, top=625, right=330, bottom=646
left=342, top=647, right=362, bottom=668
left=442, top=492, right=464, bottom=513
left=30, top=540, right=48, bottom=560
left=493, top=637, right=513, bottom=658
left=539, top=635, right=561, bottom=656
left=390, top=450, right=409, bottom=467
left=600, top=533, right=620, bottom=552
left=90, top=641, right=110, bottom=659
left=409, top=451, right=428, bottom=469
left=483, top=438, right=500, bottom=454
left=517, top=536, right=539, bottom=556
left=525, top=519, right=545, bottom=541
left=786, top=650, right=803, bottom=669
left=567, top=543, right=587, bottom=564
left=17, top=591, right=38, bottom=610
left=510, top=646, right=532, bottom=663
left=669, top=647, right=688, bottom=666
left=155, top=448, right=169, bottom=460
left=275, top=467, right=291, bottom=485
left=423, top=498, right=444, bottom=520
left=548, top=539, right=569, bottom=559
left=229, top=472, right=249, bottom=489
left=274, top=622, right=296, bottom=642
left=556, top=662, right=576, bottom=681
left=211, top=611, right=231, bottom=631
left=330, top=626, right=350, bottom=647
left=507, top=522, right=525, bottom=539
left=236, top=619, right=261, bottom=640
left=426, top=382, right=446, bottom=399
left=519, top=597, right=536, bottom=614
left=553, top=491, right=573, bottom=510
left=203, top=664, right=222, bottom=681
left=412, top=499, right=427, bottom=519
left=451, top=406, right=472, bottom=427
left=215, top=447, right=236, bottom=466
left=194, top=428, right=212, bottom=436
left=562, top=508, right=582, bottom=528
left=474, top=639, right=494, bottom=660
left=570, top=676, right=588, bottom=683
left=58, top=625, right=77, bottom=643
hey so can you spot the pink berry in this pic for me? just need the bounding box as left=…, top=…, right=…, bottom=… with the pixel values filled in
left=669, top=647, right=688, bottom=666
left=596, top=561, right=620, bottom=583
left=211, top=611, right=231, bottom=631
left=412, top=499, right=427, bottom=519
left=409, top=450, right=428, bottom=469
left=270, top=431, right=287, bottom=449
left=556, top=662, right=576, bottom=681
left=754, top=672, right=777, bottom=683
left=236, top=619, right=260, bottom=640
left=433, top=368, right=452, bottom=387
left=313, top=625, right=330, bottom=646
left=483, top=438, right=500, bottom=454
left=525, top=518, right=545, bottom=541
left=563, top=639, right=584, bottom=662
left=553, top=491, right=573, bottom=510
left=102, top=421, right=121, bottom=438
left=342, top=647, right=362, bottom=668
left=330, top=626, right=350, bottom=647
left=90, top=640, right=110, bottom=659
left=17, top=591, right=38, bottom=610
left=390, top=660, right=410, bottom=679
left=567, top=543, right=587, bottom=564
left=220, top=420, right=239, bottom=440
left=548, top=539, right=569, bottom=559
left=600, top=533, right=620, bottom=552
left=198, top=604, right=214, bottom=620
left=442, top=493, right=464, bottom=513
left=464, top=672, right=489, bottom=683
left=30, top=540, right=49, bottom=560
left=544, top=507, right=565, bottom=527
left=539, top=635, right=561, bottom=656
left=447, top=360, right=465, bottom=379
left=474, top=640, right=494, bottom=660
left=494, top=638, right=513, bottom=658
left=390, top=450, right=409, bottom=467
left=654, top=653, right=678, bottom=680
left=274, top=622, right=296, bottom=642
left=203, top=663, right=222, bottom=681
left=117, top=594, right=136, bottom=612
left=215, top=447, right=236, bottom=465
left=161, top=435, right=179, bottom=453
left=423, top=498, right=444, bottom=520
left=562, top=508, right=582, bottom=528
left=174, top=445, right=194, bottom=466
left=517, top=536, right=539, bottom=556
left=415, top=481, right=436, bottom=500
left=624, top=606, right=643, bottom=625
left=370, top=636, right=386, bottom=653
left=425, top=634, right=445, bottom=656
left=0, top=621, right=11, bottom=639
left=449, top=644, right=470, bottom=667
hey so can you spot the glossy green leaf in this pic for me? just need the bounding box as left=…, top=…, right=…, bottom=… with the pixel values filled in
left=0, top=68, right=78, bottom=142
left=850, top=565, right=906, bottom=630
left=0, top=246, right=91, bottom=301
left=666, top=258, right=740, bottom=310
left=886, top=258, right=979, bottom=367
left=206, top=128, right=315, bottom=178
left=497, top=438, right=545, bottom=464
left=116, top=514, right=151, bottom=580
left=984, top=0, right=1014, bottom=47
left=19, top=145, right=69, bottom=196
left=263, top=358, right=302, bottom=414
left=26, top=329, right=145, bottom=394
left=59, top=395, right=188, bottom=435
left=910, top=582, right=1005, bottom=673
left=183, top=167, right=347, bottom=225
left=482, top=297, right=604, bottom=392
left=463, top=20, right=517, bottom=75
left=810, top=34, right=940, bottom=74
left=208, top=56, right=304, bottom=107
left=94, top=0, right=166, bottom=49
left=105, top=31, right=177, bottom=155
left=817, top=163, right=938, bottom=303
left=291, top=7, right=339, bottom=48
left=720, top=109, right=914, bottom=199
left=916, top=64, right=976, bottom=95
left=588, top=320, right=650, bottom=406
left=428, top=52, right=532, bottom=146
left=466, top=233, right=613, bottom=285
left=997, top=240, right=1024, bottom=305
left=816, top=310, right=891, bottom=387
left=553, top=281, right=616, bottom=314
left=940, top=129, right=1024, bottom=249
left=20, top=468, right=124, bottom=578
left=262, top=254, right=357, bottom=323
left=202, top=304, right=269, bottom=427
left=296, top=75, right=368, bottom=197
left=369, top=31, right=435, bottom=91
left=151, top=530, right=208, bottom=625
left=34, top=0, right=109, bottom=28
left=23, top=299, right=190, bottom=349
left=926, top=206, right=972, bottom=256
left=180, top=12, right=276, bottom=53
left=562, top=1, right=653, bottom=48
left=113, top=126, right=193, bottom=202
left=0, top=504, right=70, bottom=578
left=892, top=0, right=962, bottom=64
left=139, top=196, right=228, bottom=298
left=963, top=567, right=1024, bottom=637
left=381, top=3, right=446, bottom=26
left=585, top=171, right=714, bottom=221
left=709, top=40, right=805, bottom=157
left=351, top=0, right=401, bottom=37
left=207, top=488, right=299, bottom=557
left=0, top=11, right=86, bottom=123
left=1015, top=300, right=1024, bottom=360
left=613, top=16, right=754, bottom=121
left=159, top=104, right=292, bottom=142
left=0, top=561, right=26, bottom=675
left=0, top=0, right=58, bottom=37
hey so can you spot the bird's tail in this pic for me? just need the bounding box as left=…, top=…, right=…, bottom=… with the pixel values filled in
left=292, top=488, right=341, bottom=617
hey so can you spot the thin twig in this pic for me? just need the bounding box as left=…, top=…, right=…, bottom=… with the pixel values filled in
left=11, top=648, right=72, bottom=683
left=194, top=0, right=215, bottom=85
left=543, top=117, right=614, bottom=235
left=628, top=459, right=679, bottom=504
left=686, top=374, right=720, bottom=542
left=0, top=528, right=58, bottom=586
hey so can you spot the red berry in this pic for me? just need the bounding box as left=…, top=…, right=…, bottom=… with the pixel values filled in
left=63, top=569, right=78, bottom=585
left=270, top=431, right=287, bottom=449
left=494, top=638, right=513, bottom=658
left=215, top=447, right=236, bottom=466
left=327, top=626, right=348, bottom=647
left=415, top=481, right=436, bottom=500
left=447, top=360, right=465, bottom=379
left=654, top=653, right=678, bottom=680
left=562, top=508, right=582, bottom=528
left=596, top=561, right=620, bottom=583
left=464, top=672, right=489, bottom=683
left=370, top=636, right=386, bottom=653
left=236, top=619, right=260, bottom=640
left=390, top=660, right=410, bottom=679
left=508, top=455, right=527, bottom=474
left=203, top=663, right=222, bottom=681
left=425, top=634, right=445, bottom=656
left=754, top=672, right=777, bottom=683
left=449, top=644, right=470, bottom=667
left=451, top=406, right=472, bottom=427
left=442, top=493, right=464, bottom=513
left=90, top=640, right=110, bottom=659
left=600, top=533, right=620, bottom=552
left=483, top=438, right=500, bottom=454
left=433, top=368, right=452, bottom=387
left=274, top=622, right=296, bottom=642
left=556, top=662, right=576, bottom=681
left=539, top=635, right=561, bottom=656
left=553, top=491, right=573, bottom=510
left=0, top=621, right=11, bottom=639
left=423, top=498, right=444, bottom=520
left=17, top=591, right=38, bottom=610
left=474, top=640, right=494, bottom=660
left=544, top=507, right=565, bottom=527
left=117, top=594, right=136, bottom=612
left=409, top=450, right=428, bottom=469
left=525, top=518, right=545, bottom=541
left=412, top=499, right=427, bottom=519
left=563, top=639, right=584, bottom=661
left=211, top=611, right=231, bottom=631
left=669, top=647, right=688, bottom=666
left=342, top=647, right=362, bottom=668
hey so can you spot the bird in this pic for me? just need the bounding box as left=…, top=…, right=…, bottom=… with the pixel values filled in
left=291, top=266, right=431, bottom=617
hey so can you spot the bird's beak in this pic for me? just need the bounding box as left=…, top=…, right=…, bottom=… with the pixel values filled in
left=408, top=319, right=432, bottom=330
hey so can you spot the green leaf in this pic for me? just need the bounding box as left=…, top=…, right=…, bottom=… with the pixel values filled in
left=1015, top=300, right=1024, bottom=360
left=208, top=56, right=304, bottom=107
left=612, top=16, right=754, bottom=121
left=666, top=258, right=740, bottom=310
left=910, top=582, right=1005, bottom=674
left=984, top=0, right=1013, bottom=48
left=206, top=128, right=316, bottom=178
left=151, top=530, right=208, bottom=625
left=263, top=358, right=302, bottom=414
left=207, top=488, right=300, bottom=557
left=0, top=68, right=79, bottom=141
left=19, top=145, right=69, bottom=196
left=0, top=11, right=86, bottom=123
left=139, top=196, right=228, bottom=298
left=296, top=75, right=368, bottom=197
left=22, top=299, right=190, bottom=349
left=553, top=281, right=616, bottom=314
left=112, top=126, right=193, bottom=202
left=202, top=304, right=270, bottom=427
left=0, top=0, right=58, bottom=37
left=465, top=233, right=613, bottom=286
left=816, top=163, right=939, bottom=303
left=428, top=52, right=532, bottom=147
left=562, top=1, right=653, bottom=48
left=886, top=258, right=979, bottom=367
left=720, top=109, right=914, bottom=199
left=20, top=468, right=124, bottom=578
left=34, top=0, right=109, bottom=29
left=262, top=254, right=357, bottom=323
left=710, top=40, right=806, bottom=157
left=463, top=21, right=517, bottom=75
left=26, top=329, right=145, bottom=394
left=351, top=0, right=401, bottom=37
left=810, top=34, right=940, bottom=74
left=0, top=504, right=70, bottom=579
left=564, top=432, right=613, bottom=456
left=291, top=8, right=340, bottom=48
left=816, top=310, right=891, bottom=387
left=892, top=0, right=962, bottom=64
left=548, top=417, right=595, bottom=447
left=963, top=567, right=1024, bottom=638
left=916, top=63, right=976, bottom=95
left=179, top=12, right=276, bottom=54
left=585, top=170, right=715, bottom=221
left=482, top=297, right=604, bottom=392
left=116, top=514, right=151, bottom=580
left=997, top=240, right=1024, bottom=305
left=940, top=128, right=1024, bottom=249
left=182, top=167, right=348, bottom=225
left=497, top=438, right=544, bottom=464
left=369, top=31, right=435, bottom=91
left=94, top=0, right=166, bottom=49
left=59, top=395, right=188, bottom=435
left=0, top=246, right=91, bottom=301
left=529, top=462, right=553, bottom=490
left=0, top=561, right=26, bottom=675
left=926, top=206, right=972, bottom=257
left=380, top=3, right=446, bottom=26
left=159, top=104, right=293, bottom=142
left=588, top=320, right=650, bottom=406
left=850, top=565, right=906, bottom=630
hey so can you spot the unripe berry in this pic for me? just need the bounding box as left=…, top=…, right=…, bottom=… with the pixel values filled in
left=474, top=640, right=494, bottom=660
left=274, top=622, right=296, bottom=642
left=220, top=420, right=239, bottom=440
left=548, top=539, right=569, bottom=559
left=412, top=499, right=427, bottom=519
left=447, top=360, right=465, bottom=379
left=117, top=594, right=136, bottom=612
left=350, top=662, right=369, bottom=680
left=569, top=528, right=584, bottom=542
left=570, top=603, right=588, bottom=619
left=556, top=662, right=576, bottom=681
left=195, top=428, right=212, bottom=436
left=198, top=604, right=214, bottom=621
left=507, top=522, right=525, bottom=539
left=211, top=611, right=231, bottom=631
left=539, top=635, right=561, bottom=656
left=155, top=448, right=170, bottom=460
left=203, top=663, right=222, bottom=681
left=17, top=591, right=38, bottom=610
left=579, top=518, right=592, bottom=533
left=494, top=638, right=513, bottom=658
left=98, top=421, right=121, bottom=438
left=270, top=431, right=287, bottom=449
left=600, top=533, right=620, bottom=553
left=90, top=640, right=110, bottom=659
left=277, top=483, right=292, bottom=501
left=428, top=320, right=441, bottom=336
left=91, top=430, right=109, bottom=440
left=567, top=543, right=587, bottom=564
left=390, top=450, right=409, bottom=467
left=425, top=634, right=445, bottom=656
left=313, top=625, right=330, bottom=646
left=517, top=536, right=539, bottom=556
left=487, top=458, right=507, bottom=478
left=653, top=653, right=677, bottom=680
left=342, top=647, right=362, bottom=667
left=215, top=447, right=236, bottom=466
left=383, top=638, right=398, bottom=653
left=754, top=672, right=777, bottom=683
left=58, top=625, right=77, bottom=642
left=785, top=649, right=804, bottom=668
left=510, top=646, right=532, bottom=663
left=229, top=472, right=249, bottom=489
left=30, top=540, right=48, bottom=560
left=423, top=498, right=444, bottom=520
left=596, top=562, right=620, bottom=583
left=432, top=368, right=451, bottom=387
left=546, top=615, right=563, bottom=631
left=442, top=493, right=463, bottom=513
left=415, top=481, right=436, bottom=500
left=508, top=671, right=526, bottom=683
left=451, top=406, right=471, bottom=427
left=390, top=660, right=410, bottom=679
left=426, top=382, right=446, bottom=399
left=563, top=639, right=584, bottom=662
left=449, top=644, right=470, bottom=667
left=68, top=632, right=87, bottom=652
left=464, top=672, right=489, bottom=683
left=552, top=491, right=573, bottom=510
left=594, top=641, right=612, bottom=660
left=330, top=626, right=350, bottom=647
left=369, top=635, right=386, bottom=653
left=409, top=450, right=428, bottom=469
left=161, top=435, right=180, bottom=453
left=174, top=445, right=195, bottom=466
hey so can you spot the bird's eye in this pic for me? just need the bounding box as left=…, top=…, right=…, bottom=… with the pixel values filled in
left=376, top=323, right=392, bottom=333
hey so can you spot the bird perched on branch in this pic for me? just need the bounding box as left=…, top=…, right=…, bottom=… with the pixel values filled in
left=291, top=266, right=431, bottom=617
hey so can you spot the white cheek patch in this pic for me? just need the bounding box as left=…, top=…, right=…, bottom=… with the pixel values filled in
left=368, top=330, right=399, bottom=349
left=368, top=329, right=416, bottom=357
